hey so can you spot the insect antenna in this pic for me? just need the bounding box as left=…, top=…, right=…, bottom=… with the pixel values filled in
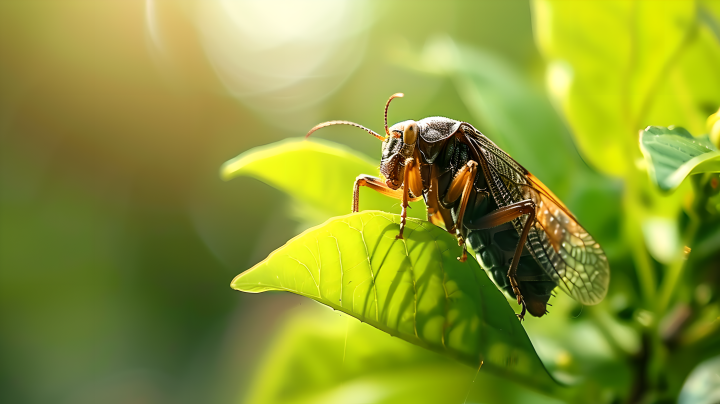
left=305, top=120, right=384, bottom=141
left=385, top=93, right=404, bottom=138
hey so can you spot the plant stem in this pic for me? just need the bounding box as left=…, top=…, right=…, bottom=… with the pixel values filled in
left=656, top=215, right=700, bottom=316
left=628, top=332, right=651, bottom=404
left=624, top=176, right=657, bottom=306
left=631, top=224, right=658, bottom=306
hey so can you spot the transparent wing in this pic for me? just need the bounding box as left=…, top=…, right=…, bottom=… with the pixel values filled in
left=521, top=183, right=609, bottom=304
left=465, top=128, right=609, bottom=305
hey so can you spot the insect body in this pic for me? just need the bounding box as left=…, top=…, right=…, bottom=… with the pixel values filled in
left=306, top=94, right=609, bottom=319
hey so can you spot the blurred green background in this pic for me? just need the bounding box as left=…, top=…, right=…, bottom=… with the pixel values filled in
left=1, top=1, right=719, bottom=403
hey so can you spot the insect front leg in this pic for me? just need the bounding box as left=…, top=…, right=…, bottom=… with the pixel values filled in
left=396, top=157, right=423, bottom=239
left=353, top=175, right=402, bottom=212
left=441, top=160, right=478, bottom=262
left=352, top=174, right=422, bottom=218
left=465, top=200, right=536, bottom=320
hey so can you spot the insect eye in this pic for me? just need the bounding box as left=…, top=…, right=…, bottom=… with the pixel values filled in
left=403, top=122, right=418, bottom=144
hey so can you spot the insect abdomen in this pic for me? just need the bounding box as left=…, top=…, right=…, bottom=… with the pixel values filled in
left=466, top=225, right=557, bottom=317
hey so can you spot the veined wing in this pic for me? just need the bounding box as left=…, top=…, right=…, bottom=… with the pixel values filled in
left=463, top=126, right=609, bottom=305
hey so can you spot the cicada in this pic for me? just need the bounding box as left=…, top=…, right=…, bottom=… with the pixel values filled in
left=306, top=93, right=609, bottom=319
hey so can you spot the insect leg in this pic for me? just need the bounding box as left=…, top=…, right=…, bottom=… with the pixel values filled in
left=396, top=158, right=422, bottom=239
left=352, top=175, right=422, bottom=212
left=440, top=161, right=478, bottom=262
left=426, top=165, right=454, bottom=230
left=445, top=161, right=478, bottom=233
left=442, top=161, right=478, bottom=206
left=465, top=200, right=536, bottom=320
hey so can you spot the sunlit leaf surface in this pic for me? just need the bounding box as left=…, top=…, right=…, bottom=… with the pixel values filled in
left=232, top=211, right=557, bottom=390
left=221, top=138, right=425, bottom=219
left=640, top=126, right=720, bottom=192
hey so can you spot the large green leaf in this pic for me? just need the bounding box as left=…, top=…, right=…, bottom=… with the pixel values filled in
left=232, top=211, right=557, bottom=391
left=221, top=138, right=425, bottom=221
left=532, top=0, right=704, bottom=176
left=640, top=126, right=720, bottom=192
left=242, top=305, right=568, bottom=404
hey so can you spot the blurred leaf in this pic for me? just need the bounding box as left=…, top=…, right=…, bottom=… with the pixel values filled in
left=243, top=306, right=567, bottom=404
left=680, top=303, right=720, bottom=346
left=641, top=216, right=682, bottom=264
left=221, top=138, right=425, bottom=222
left=678, top=355, right=720, bottom=404
left=640, top=126, right=720, bottom=192
left=232, top=211, right=558, bottom=391
left=522, top=292, right=636, bottom=398
left=533, top=0, right=700, bottom=176
left=708, top=107, right=720, bottom=148
left=644, top=5, right=720, bottom=138
left=693, top=220, right=720, bottom=261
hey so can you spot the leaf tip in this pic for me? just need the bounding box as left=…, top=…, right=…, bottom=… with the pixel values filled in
left=219, top=160, right=239, bottom=181
left=230, top=271, right=245, bottom=291
left=230, top=269, right=257, bottom=292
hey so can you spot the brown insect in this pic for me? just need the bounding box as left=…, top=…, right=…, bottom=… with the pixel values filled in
left=306, top=93, right=609, bottom=319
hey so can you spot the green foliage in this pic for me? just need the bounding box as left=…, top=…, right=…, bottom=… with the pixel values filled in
left=221, top=138, right=425, bottom=225
left=10, top=1, right=720, bottom=403
left=707, top=107, right=720, bottom=148
left=242, top=305, right=565, bottom=404
left=232, top=211, right=555, bottom=390
left=530, top=1, right=720, bottom=402
left=640, top=126, right=720, bottom=192
left=533, top=0, right=720, bottom=177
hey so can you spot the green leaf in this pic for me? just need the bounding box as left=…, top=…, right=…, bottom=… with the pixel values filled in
left=232, top=211, right=557, bottom=390
left=221, top=138, right=425, bottom=221
left=242, top=305, right=568, bottom=404
left=532, top=0, right=702, bottom=176
left=640, top=126, right=720, bottom=192
left=642, top=12, right=720, bottom=141
left=708, top=107, right=720, bottom=148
